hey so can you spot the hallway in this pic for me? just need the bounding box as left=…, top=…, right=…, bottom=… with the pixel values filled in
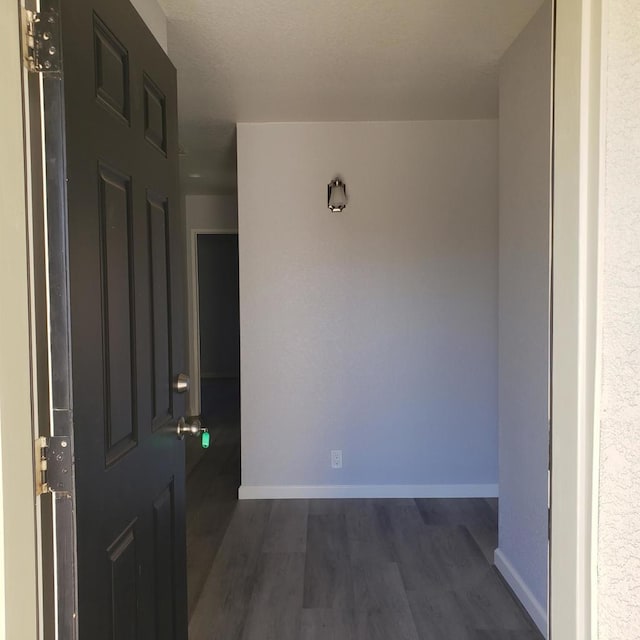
left=187, top=468, right=542, bottom=640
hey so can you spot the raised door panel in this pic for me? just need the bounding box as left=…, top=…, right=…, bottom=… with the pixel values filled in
left=98, top=163, right=138, bottom=465
left=143, top=75, right=167, bottom=155
left=107, top=522, right=139, bottom=640
left=147, top=191, right=172, bottom=429
left=94, top=16, right=130, bottom=123
left=153, top=482, right=176, bottom=640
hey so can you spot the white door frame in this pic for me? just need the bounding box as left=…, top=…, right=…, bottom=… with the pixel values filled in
left=0, top=1, right=41, bottom=638
left=2, top=0, right=605, bottom=637
left=551, top=0, right=604, bottom=637
left=186, top=228, right=239, bottom=419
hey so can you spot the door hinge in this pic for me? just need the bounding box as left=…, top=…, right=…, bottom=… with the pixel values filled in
left=35, top=436, right=72, bottom=496
left=23, top=9, right=62, bottom=74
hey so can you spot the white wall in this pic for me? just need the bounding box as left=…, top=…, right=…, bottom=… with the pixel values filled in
left=186, top=194, right=238, bottom=232
left=598, top=0, right=640, bottom=636
left=496, top=3, right=552, bottom=635
left=130, top=0, right=168, bottom=52
left=237, top=121, right=499, bottom=498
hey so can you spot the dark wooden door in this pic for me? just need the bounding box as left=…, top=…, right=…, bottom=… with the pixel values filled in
left=51, top=0, right=187, bottom=636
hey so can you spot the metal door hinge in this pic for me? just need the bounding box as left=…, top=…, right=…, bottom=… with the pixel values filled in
left=35, top=436, right=72, bottom=496
left=23, top=9, right=62, bottom=74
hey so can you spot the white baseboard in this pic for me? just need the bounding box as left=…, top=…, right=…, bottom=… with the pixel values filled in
left=238, top=483, right=498, bottom=500
left=494, top=548, right=548, bottom=638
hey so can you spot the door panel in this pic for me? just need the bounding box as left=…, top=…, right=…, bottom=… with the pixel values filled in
left=153, top=481, right=177, bottom=640
left=94, top=16, right=130, bottom=123
left=98, top=163, right=137, bottom=463
left=143, top=76, right=167, bottom=154
left=107, top=522, right=139, bottom=640
left=48, top=0, right=187, bottom=636
left=147, top=191, right=173, bottom=430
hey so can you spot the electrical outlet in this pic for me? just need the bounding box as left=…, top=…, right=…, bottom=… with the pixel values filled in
left=331, top=449, right=342, bottom=469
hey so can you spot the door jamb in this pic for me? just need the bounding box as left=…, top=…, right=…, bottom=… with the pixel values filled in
left=0, top=1, right=41, bottom=638
left=550, top=0, right=604, bottom=637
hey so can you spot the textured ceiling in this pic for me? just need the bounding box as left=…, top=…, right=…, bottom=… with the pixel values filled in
left=158, top=0, right=543, bottom=193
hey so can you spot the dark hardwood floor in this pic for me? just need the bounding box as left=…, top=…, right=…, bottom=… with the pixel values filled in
left=187, top=441, right=543, bottom=640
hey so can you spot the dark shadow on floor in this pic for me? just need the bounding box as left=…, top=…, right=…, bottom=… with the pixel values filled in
left=186, top=383, right=240, bottom=616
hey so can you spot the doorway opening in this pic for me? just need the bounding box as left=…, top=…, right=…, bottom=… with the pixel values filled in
left=186, top=228, right=241, bottom=613
left=197, top=232, right=240, bottom=429
left=180, top=2, right=553, bottom=638
left=20, top=0, right=580, bottom=637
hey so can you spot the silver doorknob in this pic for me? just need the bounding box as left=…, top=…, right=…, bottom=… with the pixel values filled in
left=173, top=372, right=190, bottom=393
left=176, top=416, right=208, bottom=441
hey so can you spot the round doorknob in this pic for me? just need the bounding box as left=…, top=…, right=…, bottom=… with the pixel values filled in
left=173, top=373, right=190, bottom=393
left=176, top=417, right=209, bottom=448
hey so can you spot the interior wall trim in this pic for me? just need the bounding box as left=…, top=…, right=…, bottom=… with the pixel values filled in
left=495, top=547, right=548, bottom=637
left=238, top=483, right=499, bottom=500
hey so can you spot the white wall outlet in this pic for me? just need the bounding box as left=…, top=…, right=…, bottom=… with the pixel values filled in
left=331, top=449, right=343, bottom=469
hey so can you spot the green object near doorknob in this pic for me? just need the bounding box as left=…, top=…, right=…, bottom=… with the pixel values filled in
left=201, top=429, right=210, bottom=449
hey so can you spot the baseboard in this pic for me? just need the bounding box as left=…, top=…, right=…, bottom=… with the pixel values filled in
left=238, top=483, right=498, bottom=500
left=494, top=548, right=548, bottom=638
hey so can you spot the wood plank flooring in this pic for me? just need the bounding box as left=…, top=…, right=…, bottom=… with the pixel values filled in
left=187, top=440, right=543, bottom=640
